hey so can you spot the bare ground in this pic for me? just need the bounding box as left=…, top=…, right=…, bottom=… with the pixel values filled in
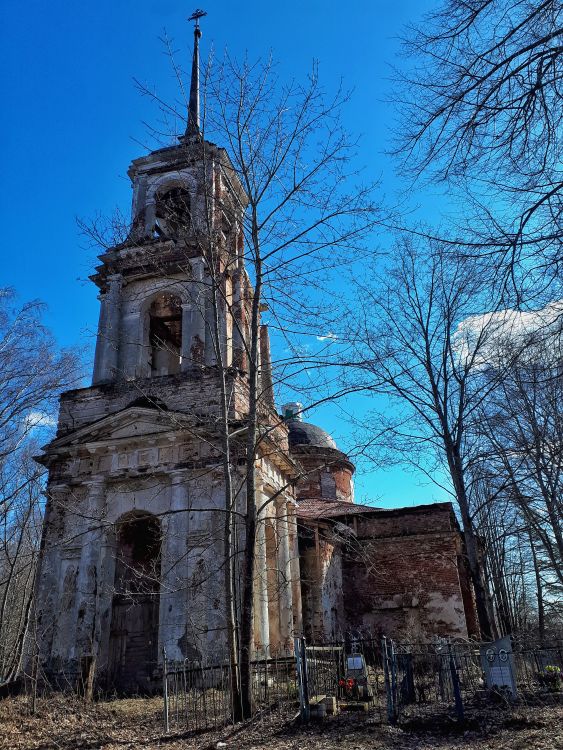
left=1, top=695, right=562, bottom=750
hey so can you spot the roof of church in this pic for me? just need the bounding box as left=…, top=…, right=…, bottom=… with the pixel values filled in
left=296, top=498, right=380, bottom=520
left=296, top=498, right=454, bottom=522
left=286, top=419, right=338, bottom=450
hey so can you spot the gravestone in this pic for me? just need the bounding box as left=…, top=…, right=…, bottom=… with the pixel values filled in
left=480, top=636, right=517, bottom=698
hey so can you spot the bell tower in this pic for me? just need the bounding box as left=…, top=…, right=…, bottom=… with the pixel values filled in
left=34, top=14, right=302, bottom=694
left=91, top=13, right=246, bottom=386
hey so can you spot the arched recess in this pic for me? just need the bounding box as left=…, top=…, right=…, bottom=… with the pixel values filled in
left=125, top=396, right=169, bottom=411
left=108, top=511, right=161, bottom=693
left=154, top=186, right=192, bottom=238
left=148, top=293, right=183, bottom=376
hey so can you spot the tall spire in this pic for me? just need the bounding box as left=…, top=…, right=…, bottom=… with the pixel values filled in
left=185, top=9, right=207, bottom=140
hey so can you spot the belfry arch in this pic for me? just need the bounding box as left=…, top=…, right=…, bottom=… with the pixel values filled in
left=154, top=186, right=192, bottom=238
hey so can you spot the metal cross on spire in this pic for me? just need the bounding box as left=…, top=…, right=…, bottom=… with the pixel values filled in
left=185, top=8, right=207, bottom=139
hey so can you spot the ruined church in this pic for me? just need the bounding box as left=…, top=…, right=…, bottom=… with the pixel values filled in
left=35, top=20, right=478, bottom=693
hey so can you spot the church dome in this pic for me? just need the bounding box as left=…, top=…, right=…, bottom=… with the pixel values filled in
left=282, top=403, right=338, bottom=450
left=286, top=420, right=338, bottom=450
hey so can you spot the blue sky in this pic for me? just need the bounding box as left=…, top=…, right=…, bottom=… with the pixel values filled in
left=0, top=0, right=451, bottom=508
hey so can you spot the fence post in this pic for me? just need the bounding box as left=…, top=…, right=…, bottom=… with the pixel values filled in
left=294, top=637, right=310, bottom=723
left=162, top=646, right=169, bottom=734
left=390, top=640, right=398, bottom=723
left=382, top=637, right=397, bottom=725
left=448, top=644, right=464, bottom=723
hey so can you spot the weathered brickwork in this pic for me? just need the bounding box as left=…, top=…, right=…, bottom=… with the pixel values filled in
left=341, top=507, right=475, bottom=639
left=56, top=368, right=251, bottom=437
left=290, top=446, right=354, bottom=504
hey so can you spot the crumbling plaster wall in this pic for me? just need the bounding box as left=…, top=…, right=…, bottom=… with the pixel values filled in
left=298, top=525, right=345, bottom=641
left=296, top=504, right=477, bottom=642
left=37, top=411, right=299, bottom=688
left=36, top=466, right=232, bottom=686
left=56, top=369, right=251, bottom=438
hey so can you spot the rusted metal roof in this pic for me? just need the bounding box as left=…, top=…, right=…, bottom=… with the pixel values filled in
left=296, top=498, right=454, bottom=522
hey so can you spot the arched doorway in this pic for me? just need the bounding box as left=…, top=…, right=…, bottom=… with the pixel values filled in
left=108, top=512, right=161, bottom=693
left=148, top=294, right=182, bottom=376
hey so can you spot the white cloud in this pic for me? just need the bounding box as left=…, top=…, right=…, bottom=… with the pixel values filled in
left=316, top=332, right=338, bottom=342
left=454, top=300, right=563, bottom=367
left=24, top=411, right=57, bottom=431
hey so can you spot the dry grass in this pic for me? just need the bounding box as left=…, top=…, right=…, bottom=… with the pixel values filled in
left=1, top=694, right=562, bottom=750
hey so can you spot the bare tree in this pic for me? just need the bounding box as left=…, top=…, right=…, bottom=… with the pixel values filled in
left=396, top=0, right=563, bottom=297
left=474, top=324, right=563, bottom=611
left=203, top=54, right=379, bottom=715
left=0, top=289, right=80, bottom=684
left=349, top=237, right=505, bottom=639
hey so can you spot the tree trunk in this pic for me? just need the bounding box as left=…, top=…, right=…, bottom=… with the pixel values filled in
left=238, top=218, right=262, bottom=719
left=449, top=448, right=498, bottom=641
left=529, top=532, right=545, bottom=645
left=210, top=260, right=243, bottom=721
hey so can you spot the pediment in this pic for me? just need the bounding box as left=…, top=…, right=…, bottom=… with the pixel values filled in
left=109, top=418, right=171, bottom=440
left=45, top=407, right=189, bottom=452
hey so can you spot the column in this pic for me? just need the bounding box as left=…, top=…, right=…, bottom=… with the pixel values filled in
left=232, top=271, right=247, bottom=370
left=135, top=311, right=150, bottom=378
left=287, top=501, right=303, bottom=634
left=260, top=326, right=274, bottom=408
left=204, top=289, right=216, bottom=365
left=120, top=311, right=140, bottom=378
left=159, top=471, right=190, bottom=662
left=92, top=294, right=109, bottom=384
left=92, top=274, right=122, bottom=384
left=76, top=476, right=106, bottom=652
left=144, top=199, right=156, bottom=237
left=93, top=522, right=117, bottom=677
left=131, top=175, right=147, bottom=235
left=276, top=498, right=294, bottom=651
left=253, top=484, right=270, bottom=657
left=180, top=303, right=194, bottom=372
left=190, top=259, right=207, bottom=365
left=36, top=485, right=67, bottom=662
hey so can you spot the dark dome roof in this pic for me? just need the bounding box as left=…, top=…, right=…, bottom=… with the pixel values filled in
left=287, top=419, right=338, bottom=450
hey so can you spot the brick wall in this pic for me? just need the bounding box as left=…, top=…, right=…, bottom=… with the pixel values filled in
left=341, top=506, right=472, bottom=639
left=57, top=369, right=252, bottom=436
left=292, top=447, right=354, bottom=503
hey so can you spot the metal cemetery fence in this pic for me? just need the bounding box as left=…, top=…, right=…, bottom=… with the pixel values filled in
left=162, top=636, right=563, bottom=732
left=374, top=638, right=563, bottom=724
left=302, top=636, right=386, bottom=721
left=163, top=649, right=298, bottom=732
left=295, top=636, right=563, bottom=724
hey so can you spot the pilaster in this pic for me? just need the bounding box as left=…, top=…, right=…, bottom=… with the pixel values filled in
left=159, top=470, right=191, bottom=661
left=92, top=275, right=122, bottom=384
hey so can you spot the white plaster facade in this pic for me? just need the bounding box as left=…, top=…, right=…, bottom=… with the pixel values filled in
left=35, top=136, right=302, bottom=692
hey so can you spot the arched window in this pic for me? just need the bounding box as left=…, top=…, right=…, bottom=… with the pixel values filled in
left=148, top=294, right=182, bottom=376
left=154, top=186, right=191, bottom=238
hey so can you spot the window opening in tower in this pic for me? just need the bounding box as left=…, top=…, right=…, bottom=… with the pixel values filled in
left=148, top=294, right=182, bottom=376
left=154, top=187, right=191, bottom=238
